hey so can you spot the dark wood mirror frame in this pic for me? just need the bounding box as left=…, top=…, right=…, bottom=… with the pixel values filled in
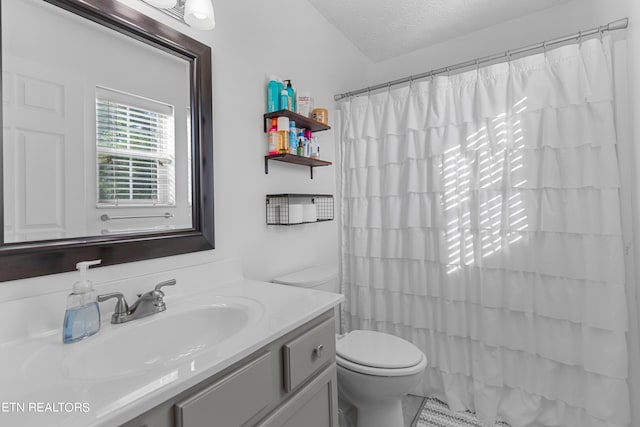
left=0, top=0, right=214, bottom=282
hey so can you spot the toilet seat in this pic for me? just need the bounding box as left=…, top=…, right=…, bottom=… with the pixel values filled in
left=336, top=330, right=427, bottom=377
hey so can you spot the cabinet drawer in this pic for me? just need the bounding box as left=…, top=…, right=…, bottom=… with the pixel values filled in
left=283, top=318, right=335, bottom=392
left=175, top=352, right=273, bottom=427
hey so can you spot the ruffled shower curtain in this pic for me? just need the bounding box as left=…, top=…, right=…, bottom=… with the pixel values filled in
left=338, top=36, right=630, bottom=427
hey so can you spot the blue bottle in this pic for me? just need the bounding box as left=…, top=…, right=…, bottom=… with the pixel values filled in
left=280, top=89, right=289, bottom=112
left=267, top=76, right=283, bottom=112
left=63, top=260, right=102, bottom=344
left=284, top=79, right=296, bottom=112
left=289, top=121, right=298, bottom=154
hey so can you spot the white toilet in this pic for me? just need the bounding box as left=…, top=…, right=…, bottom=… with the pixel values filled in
left=273, top=266, right=428, bottom=427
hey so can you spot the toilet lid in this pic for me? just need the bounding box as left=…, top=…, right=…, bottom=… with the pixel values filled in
left=336, top=330, right=424, bottom=369
left=272, top=265, right=338, bottom=288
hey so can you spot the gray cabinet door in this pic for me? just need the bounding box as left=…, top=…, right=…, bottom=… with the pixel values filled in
left=175, top=352, right=274, bottom=427
left=258, top=365, right=338, bottom=427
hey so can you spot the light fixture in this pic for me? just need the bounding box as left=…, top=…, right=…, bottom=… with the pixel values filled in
left=184, top=0, right=216, bottom=30
left=142, top=0, right=216, bottom=31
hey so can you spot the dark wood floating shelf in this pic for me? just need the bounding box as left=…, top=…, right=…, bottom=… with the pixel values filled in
left=263, top=110, right=331, bottom=133
left=264, top=154, right=332, bottom=179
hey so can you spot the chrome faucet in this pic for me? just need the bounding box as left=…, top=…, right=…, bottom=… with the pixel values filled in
left=97, top=279, right=176, bottom=324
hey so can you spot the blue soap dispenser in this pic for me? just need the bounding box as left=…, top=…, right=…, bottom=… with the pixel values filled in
left=63, top=259, right=102, bottom=344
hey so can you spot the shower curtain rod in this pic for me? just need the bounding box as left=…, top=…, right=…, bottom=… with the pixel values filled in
left=334, top=18, right=628, bottom=102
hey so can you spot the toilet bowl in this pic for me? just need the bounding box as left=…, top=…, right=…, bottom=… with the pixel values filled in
left=336, top=330, right=427, bottom=427
left=272, top=266, right=428, bottom=427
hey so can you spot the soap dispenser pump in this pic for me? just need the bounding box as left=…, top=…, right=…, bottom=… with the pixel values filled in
left=63, top=259, right=102, bottom=344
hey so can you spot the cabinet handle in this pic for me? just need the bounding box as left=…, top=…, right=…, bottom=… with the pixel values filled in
left=313, top=344, right=325, bottom=358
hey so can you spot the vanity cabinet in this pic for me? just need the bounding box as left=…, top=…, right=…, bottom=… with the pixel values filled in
left=121, top=311, right=338, bottom=427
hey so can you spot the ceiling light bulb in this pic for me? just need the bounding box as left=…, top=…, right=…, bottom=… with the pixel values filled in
left=184, top=0, right=216, bottom=30
left=143, top=0, right=177, bottom=9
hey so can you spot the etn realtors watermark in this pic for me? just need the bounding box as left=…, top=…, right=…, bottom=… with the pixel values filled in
left=1, top=401, right=90, bottom=413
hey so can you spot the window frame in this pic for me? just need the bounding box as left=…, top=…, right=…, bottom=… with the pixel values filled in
left=95, top=87, right=176, bottom=207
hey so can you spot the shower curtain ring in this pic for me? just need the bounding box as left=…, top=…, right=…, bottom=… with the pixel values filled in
left=446, top=67, right=451, bottom=77
left=578, top=31, right=583, bottom=45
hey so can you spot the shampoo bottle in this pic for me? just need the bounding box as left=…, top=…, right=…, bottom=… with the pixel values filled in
left=63, top=260, right=102, bottom=344
left=284, top=80, right=296, bottom=112
left=267, top=75, right=282, bottom=112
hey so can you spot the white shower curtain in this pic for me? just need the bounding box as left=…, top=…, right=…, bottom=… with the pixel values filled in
left=338, top=36, right=630, bottom=427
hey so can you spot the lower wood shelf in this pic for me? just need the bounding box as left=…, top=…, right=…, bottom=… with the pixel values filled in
left=264, top=154, right=332, bottom=179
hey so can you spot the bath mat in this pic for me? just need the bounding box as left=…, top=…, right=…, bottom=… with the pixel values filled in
left=413, top=397, right=511, bottom=427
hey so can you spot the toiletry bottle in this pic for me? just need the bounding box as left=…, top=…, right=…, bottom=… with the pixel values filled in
left=63, top=259, right=102, bottom=344
left=267, top=118, right=278, bottom=155
left=304, top=130, right=313, bottom=157
left=284, top=80, right=296, bottom=112
left=297, top=92, right=313, bottom=117
left=297, top=130, right=306, bottom=156
left=280, top=89, right=289, bottom=112
left=289, top=121, right=298, bottom=155
left=311, top=136, right=320, bottom=159
left=267, top=75, right=281, bottom=112
left=277, top=116, right=290, bottom=153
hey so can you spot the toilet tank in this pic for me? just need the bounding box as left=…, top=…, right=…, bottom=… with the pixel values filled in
left=272, top=265, right=339, bottom=293
left=273, top=265, right=341, bottom=332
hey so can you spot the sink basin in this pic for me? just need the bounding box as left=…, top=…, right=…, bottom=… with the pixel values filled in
left=65, top=300, right=259, bottom=379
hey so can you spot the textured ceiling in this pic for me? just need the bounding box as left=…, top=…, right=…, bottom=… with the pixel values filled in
left=306, top=0, right=571, bottom=62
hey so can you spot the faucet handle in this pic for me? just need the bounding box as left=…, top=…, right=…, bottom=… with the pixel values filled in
left=154, top=279, right=176, bottom=293
left=97, top=292, right=129, bottom=317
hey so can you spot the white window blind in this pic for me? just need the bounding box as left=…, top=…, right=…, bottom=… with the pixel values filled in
left=96, top=87, right=175, bottom=206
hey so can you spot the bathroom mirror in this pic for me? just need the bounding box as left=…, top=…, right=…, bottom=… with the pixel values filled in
left=0, top=0, right=214, bottom=281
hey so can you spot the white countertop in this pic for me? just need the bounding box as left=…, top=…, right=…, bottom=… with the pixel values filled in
left=0, top=279, right=343, bottom=427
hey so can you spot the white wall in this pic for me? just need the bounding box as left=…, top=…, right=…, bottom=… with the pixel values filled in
left=194, top=0, right=370, bottom=280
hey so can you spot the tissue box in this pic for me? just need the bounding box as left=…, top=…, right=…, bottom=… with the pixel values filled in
left=280, top=204, right=303, bottom=224
left=302, top=204, right=317, bottom=222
